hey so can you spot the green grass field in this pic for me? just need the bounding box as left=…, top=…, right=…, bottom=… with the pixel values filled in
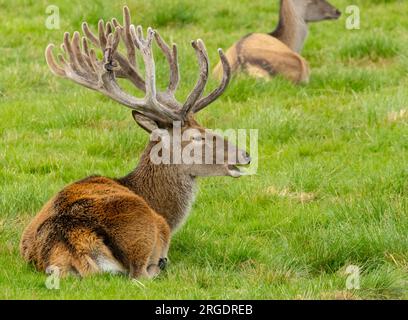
left=1, top=0, right=408, bottom=299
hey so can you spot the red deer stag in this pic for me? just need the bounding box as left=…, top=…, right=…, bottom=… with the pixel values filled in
left=20, top=7, right=251, bottom=279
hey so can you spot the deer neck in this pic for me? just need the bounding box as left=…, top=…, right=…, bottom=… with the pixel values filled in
left=118, top=142, right=197, bottom=232
left=270, top=0, right=308, bottom=53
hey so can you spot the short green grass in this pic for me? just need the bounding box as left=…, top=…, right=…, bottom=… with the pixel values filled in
left=1, top=0, right=408, bottom=299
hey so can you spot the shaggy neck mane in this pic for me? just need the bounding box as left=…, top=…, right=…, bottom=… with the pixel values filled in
left=117, top=142, right=197, bottom=232
left=270, top=0, right=308, bottom=53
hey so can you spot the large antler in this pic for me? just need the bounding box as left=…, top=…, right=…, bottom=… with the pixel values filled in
left=86, top=6, right=145, bottom=91
left=45, top=6, right=231, bottom=125
left=46, top=28, right=180, bottom=123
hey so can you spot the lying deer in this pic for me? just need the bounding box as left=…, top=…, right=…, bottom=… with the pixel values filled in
left=20, top=7, right=250, bottom=279
left=214, top=0, right=341, bottom=84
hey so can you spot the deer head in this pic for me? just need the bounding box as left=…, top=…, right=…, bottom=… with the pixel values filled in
left=293, top=0, right=341, bottom=22
left=45, top=7, right=251, bottom=179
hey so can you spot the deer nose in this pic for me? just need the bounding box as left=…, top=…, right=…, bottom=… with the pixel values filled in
left=335, top=9, right=341, bottom=17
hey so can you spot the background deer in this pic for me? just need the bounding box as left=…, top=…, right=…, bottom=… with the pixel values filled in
left=20, top=7, right=250, bottom=279
left=214, top=0, right=341, bottom=84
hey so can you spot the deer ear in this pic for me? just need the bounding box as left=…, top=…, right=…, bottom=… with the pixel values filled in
left=132, top=111, right=159, bottom=133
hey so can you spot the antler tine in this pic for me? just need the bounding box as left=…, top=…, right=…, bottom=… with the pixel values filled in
left=154, top=31, right=180, bottom=94
left=182, top=39, right=209, bottom=116
left=105, top=21, right=113, bottom=37
left=71, top=31, right=93, bottom=74
left=193, top=48, right=231, bottom=113
left=130, top=25, right=182, bottom=121
left=112, top=6, right=138, bottom=66
left=123, top=6, right=138, bottom=60
left=98, top=20, right=107, bottom=50
left=62, top=32, right=80, bottom=74
left=131, top=26, right=156, bottom=98
left=81, top=36, right=97, bottom=72
left=45, top=44, right=66, bottom=77
left=82, top=22, right=99, bottom=46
